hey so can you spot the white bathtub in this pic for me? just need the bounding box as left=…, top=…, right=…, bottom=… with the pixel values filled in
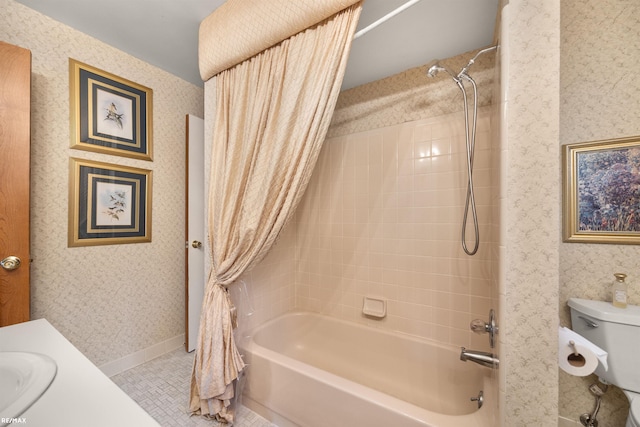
left=239, top=312, right=495, bottom=427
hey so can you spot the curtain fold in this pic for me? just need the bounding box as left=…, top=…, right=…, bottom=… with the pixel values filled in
left=190, top=3, right=362, bottom=422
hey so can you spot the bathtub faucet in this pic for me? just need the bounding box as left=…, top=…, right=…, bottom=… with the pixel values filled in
left=460, top=347, right=499, bottom=369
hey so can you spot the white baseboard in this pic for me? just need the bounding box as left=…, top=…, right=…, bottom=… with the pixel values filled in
left=558, top=416, right=581, bottom=426
left=99, top=333, right=185, bottom=377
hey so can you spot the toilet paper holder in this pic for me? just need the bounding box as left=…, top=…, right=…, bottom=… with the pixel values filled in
left=569, top=340, right=580, bottom=356
left=567, top=340, right=588, bottom=367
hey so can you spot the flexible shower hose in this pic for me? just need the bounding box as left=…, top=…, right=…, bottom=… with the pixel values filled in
left=456, top=73, right=480, bottom=256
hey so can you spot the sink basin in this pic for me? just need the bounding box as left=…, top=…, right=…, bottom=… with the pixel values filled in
left=0, top=352, right=57, bottom=425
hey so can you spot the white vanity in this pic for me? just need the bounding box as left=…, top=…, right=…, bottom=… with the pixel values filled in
left=0, top=319, right=160, bottom=427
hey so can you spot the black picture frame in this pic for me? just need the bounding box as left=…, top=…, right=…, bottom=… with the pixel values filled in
left=69, top=59, right=153, bottom=160
left=69, top=158, right=152, bottom=246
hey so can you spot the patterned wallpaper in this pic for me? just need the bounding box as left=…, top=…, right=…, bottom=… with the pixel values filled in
left=1, top=0, right=204, bottom=365
left=499, top=1, right=560, bottom=426
left=559, top=1, right=640, bottom=425
left=329, top=49, right=494, bottom=138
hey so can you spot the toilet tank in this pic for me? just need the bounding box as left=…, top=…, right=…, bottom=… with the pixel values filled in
left=568, top=298, right=640, bottom=393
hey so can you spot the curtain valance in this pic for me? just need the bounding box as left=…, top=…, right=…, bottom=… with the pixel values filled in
left=198, top=0, right=361, bottom=81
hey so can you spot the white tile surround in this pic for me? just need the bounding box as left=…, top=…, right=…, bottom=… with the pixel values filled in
left=294, top=108, right=495, bottom=352
left=218, top=49, right=501, bottom=427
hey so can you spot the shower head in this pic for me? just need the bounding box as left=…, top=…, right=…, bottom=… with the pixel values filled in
left=426, top=45, right=498, bottom=83
left=426, top=62, right=458, bottom=81
left=426, top=63, right=443, bottom=78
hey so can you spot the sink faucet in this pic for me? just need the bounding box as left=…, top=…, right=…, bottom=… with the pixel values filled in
left=460, top=347, right=499, bottom=369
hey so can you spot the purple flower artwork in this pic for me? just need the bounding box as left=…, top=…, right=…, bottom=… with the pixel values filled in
left=577, top=147, right=640, bottom=232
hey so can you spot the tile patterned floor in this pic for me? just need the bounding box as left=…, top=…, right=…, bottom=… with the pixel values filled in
left=111, top=348, right=277, bottom=427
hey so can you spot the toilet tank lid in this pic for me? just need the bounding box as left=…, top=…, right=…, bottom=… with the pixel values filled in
left=568, top=298, right=640, bottom=326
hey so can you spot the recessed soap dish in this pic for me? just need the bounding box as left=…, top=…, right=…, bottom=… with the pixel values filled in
left=362, top=296, right=386, bottom=319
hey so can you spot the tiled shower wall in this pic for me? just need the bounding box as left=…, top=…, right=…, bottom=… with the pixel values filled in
left=229, top=48, right=498, bottom=351
left=294, top=108, right=494, bottom=350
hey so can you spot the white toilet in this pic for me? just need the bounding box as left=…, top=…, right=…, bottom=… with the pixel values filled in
left=568, top=298, right=640, bottom=427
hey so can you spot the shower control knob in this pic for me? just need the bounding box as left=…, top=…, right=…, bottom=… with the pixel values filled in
left=470, top=318, right=490, bottom=334
left=469, top=309, right=498, bottom=348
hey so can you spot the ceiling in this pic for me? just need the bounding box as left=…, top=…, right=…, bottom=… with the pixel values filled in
left=14, top=0, right=499, bottom=90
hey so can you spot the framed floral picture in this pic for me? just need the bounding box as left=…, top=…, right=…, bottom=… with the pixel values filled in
left=69, top=158, right=152, bottom=246
left=69, top=59, right=153, bottom=160
left=563, top=135, right=640, bottom=244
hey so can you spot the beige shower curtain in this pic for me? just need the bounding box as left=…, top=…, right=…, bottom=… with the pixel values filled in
left=190, top=3, right=362, bottom=422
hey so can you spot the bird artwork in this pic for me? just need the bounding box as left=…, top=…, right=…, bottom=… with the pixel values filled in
left=105, top=102, right=124, bottom=129
left=104, top=190, right=127, bottom=221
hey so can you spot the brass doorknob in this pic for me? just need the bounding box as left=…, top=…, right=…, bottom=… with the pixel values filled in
left=191, top=241, right=202, bottom=249
left=1, top=256, right=21, bottom=271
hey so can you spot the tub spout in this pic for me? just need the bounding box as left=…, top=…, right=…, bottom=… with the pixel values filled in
left=460, top=347, right=499, bottom=369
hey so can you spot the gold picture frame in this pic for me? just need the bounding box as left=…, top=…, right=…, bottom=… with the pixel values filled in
left=69, top=158, right=152, bottom=247
left=69, top=59, right=153, bottom=160
left=563, top=135, right=640, bottom=244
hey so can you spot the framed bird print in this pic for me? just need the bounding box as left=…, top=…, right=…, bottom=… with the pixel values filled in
left=69, top=158, right=152, bottom=247
left=69, top=59, right=153, bottom=160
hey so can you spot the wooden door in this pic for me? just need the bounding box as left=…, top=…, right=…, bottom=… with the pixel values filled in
left=0, top=41, right=31, bottom=326
left=185, top=114, right=205, bottom=352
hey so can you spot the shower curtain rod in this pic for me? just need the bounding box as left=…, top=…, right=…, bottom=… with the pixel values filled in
left=353, top=0, right=424, bottom=39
